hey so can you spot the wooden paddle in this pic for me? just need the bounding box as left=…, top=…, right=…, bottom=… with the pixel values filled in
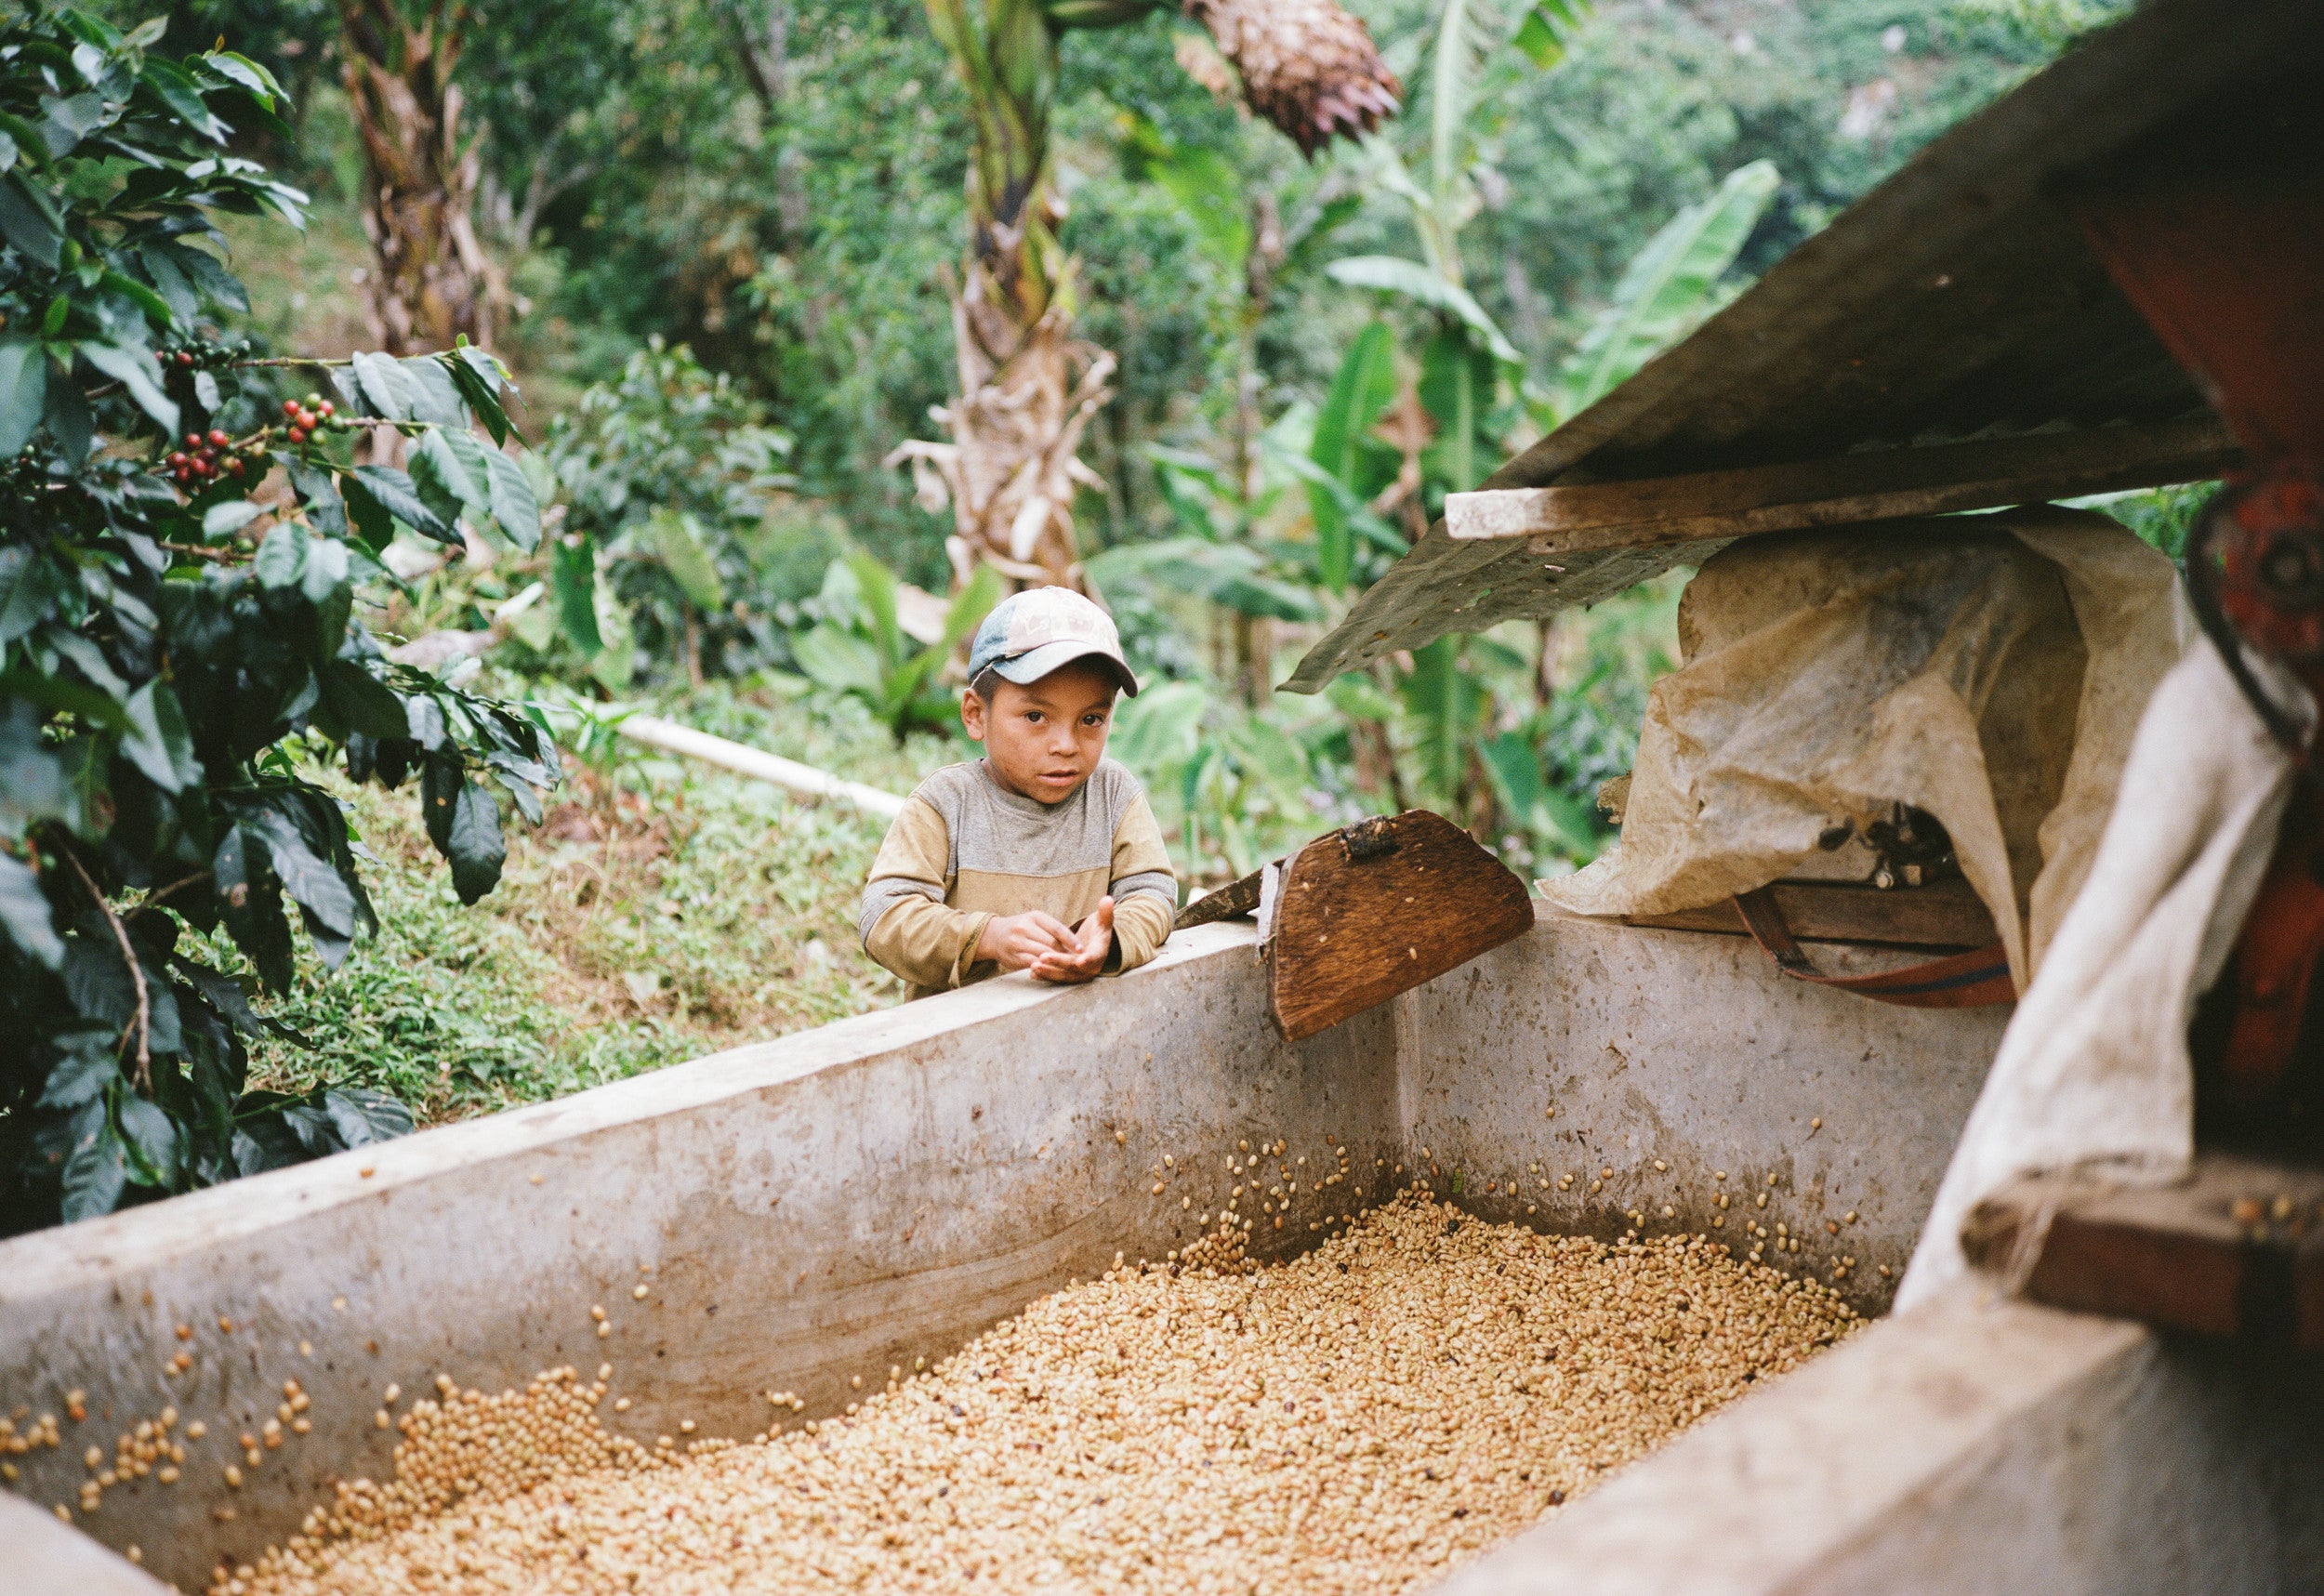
left=1176, top=811, right=1537, bottom=1042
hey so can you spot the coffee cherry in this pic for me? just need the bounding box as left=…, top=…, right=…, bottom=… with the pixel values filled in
left=287, top=428, right=307, bottom=445
left=167, top=452, right=188, bottom=468
left=206, top=429, right=230, bottom=449
left=174, top=351, right=194, bottom=368
left=185, top=433, right=203, bottom=449
left=283, top=400, right=302, bottom=418
left=304, top=392, right=323, bottom=408
left=225, top=457, right=245, bottom=477
left=316, top=401, right=335, bottom=419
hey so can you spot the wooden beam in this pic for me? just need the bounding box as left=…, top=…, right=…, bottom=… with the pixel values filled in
left=1620, top=878, right=1997, bottom=951
left=1446, top=415, right=2240, bottom=555
left=1960, top=1152, right=2324, bottom=1348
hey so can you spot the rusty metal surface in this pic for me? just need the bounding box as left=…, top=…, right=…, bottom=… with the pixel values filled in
left=1287, top=0, right=2324, bottom=692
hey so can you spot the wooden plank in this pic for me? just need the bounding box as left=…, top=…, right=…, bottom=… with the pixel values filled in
left=1174, top=867, right=1267, bottom=930
left=1960, top=1153, right=2324, bottom=1348
left=1620, top=878, right=1998, bottom=951
left=1444, top=415, right=2239, bottom=555
left=1268, top=811, right=1536, bottom=1044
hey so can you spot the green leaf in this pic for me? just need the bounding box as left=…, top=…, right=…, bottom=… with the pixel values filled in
left=200, top=51, right=283, bottom=109
left=0, top=542, right=60, bottom=651
left=1308, top=320, right=1398, bottom=589
left=1556, top=159, right=1780, bottom=417
left=203, top=499, right=263, bottom=537
left=791, top=622, right=882, bottom=698
left=1325, top=257, right=1522, bottom=364
left=423, top=760, right=506, bottom=904
left=252, top=517, right=308, bottom=588
left=318, top=659, right=408, bottom=740
left=550, top=535, right=602, bottom=655
left=99, top=269, right=174, bottom=329
left=284, top=456, right=349, bottom=539
left=446, top=355, right=510, bottom=445
left=1419, top=327, right=1496, bottom=493
left=138, top=58, right=226, bottom=141
left=77, top=339, right=178, bottom=433
left=0, top=337, right=48, bottom=455
left=1512, top=0, right=1591, bottom=69
left=649, top=509, right=725, bottom=609
left=117, top=1093, right=181, bottom=1187
left=118, top=679, right=202, bottom=793
left=60, top=1118, right=127, bottom=1221
left=0, top=850, right=62, bottom=967
left=0, top=171, right=63, bottom=268
left=323, top=1087, right=413, bottom=1148
left=243, top=805, right=363, bottom=944
left=400, top=356, right=467, bottom=427
left=36, top=1035, right=113, bottom=1107
left=350, top=464, right=455, bottom=544
left=44, top=376, right=90, bottom=466
left=351, top=350, right=417, bottom=421
left=213, top=825, right=294, bottom=994
left=38, top=90, right=105, bottom=157
left=413, top=426, right=488, bottom=525
left=482, top=445, right=539, bottom=549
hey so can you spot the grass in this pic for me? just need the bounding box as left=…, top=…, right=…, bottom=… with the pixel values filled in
left=218, top=683, right=957, bottom=1127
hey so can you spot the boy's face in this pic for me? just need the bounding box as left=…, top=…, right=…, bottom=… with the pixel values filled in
left=962, top=659, right=1119, bottom=805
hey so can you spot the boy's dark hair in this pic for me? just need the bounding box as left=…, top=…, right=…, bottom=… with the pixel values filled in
left=969, top=666, right=1002, bottom=702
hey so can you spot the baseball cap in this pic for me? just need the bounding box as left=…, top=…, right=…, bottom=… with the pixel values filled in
left=967, top=587, right=1140, bottom=697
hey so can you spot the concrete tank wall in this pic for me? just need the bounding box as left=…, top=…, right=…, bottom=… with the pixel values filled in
left=0, top=907, right=2083, bottom=1595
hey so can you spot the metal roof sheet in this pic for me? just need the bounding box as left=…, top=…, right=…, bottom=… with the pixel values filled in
left=1286, top=0, right=2322, bottom=693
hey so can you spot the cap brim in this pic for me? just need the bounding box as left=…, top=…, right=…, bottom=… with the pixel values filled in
left=990, top=640, right=1140, bottom=697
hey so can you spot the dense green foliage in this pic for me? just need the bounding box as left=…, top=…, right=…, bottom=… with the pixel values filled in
left=0, top=0, right=2147, bottom=1233
left=0, top=8, right=557, bottom=1233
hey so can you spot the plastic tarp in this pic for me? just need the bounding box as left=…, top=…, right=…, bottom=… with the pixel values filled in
left=1898, top=639, right=2300, bottom=1304
left=1538, top=506, right=2184, bottom=992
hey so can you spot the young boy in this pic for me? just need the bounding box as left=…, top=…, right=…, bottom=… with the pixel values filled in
left=857, top=587, right=1176, bottom=999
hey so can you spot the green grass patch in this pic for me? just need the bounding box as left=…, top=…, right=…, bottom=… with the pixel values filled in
left=217, top=685, right=952, bottom=1126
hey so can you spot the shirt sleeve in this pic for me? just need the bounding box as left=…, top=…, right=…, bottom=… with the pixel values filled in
left=859, top=797, right=989, bottom=993
left=1107, top=790, right=1178, bottom=974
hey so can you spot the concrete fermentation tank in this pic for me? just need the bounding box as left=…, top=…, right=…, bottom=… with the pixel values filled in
left=10, top=908, right=2312, bottom=1596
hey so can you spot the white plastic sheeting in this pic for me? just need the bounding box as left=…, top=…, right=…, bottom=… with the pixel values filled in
left=1538, top=507, right=2182, bottom=991
left=1898, top=639, right=2300, bottom=1305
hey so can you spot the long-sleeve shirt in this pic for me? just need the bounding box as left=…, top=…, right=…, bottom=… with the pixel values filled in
left=857, top=758, right=1178, bottom=999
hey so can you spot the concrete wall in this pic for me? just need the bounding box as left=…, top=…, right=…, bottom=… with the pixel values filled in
left=1435, top=1286, right=2324, bottom=1596
left=0, top=907, right=2105, bottom=1594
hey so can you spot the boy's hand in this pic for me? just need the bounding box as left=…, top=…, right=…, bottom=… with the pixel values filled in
left=976, top=910, right=1079, bottom=972
left=1031, top=897, right=1115, bottom=984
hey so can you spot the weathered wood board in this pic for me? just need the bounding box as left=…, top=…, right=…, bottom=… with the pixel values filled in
left=1621, top=877, right=1998, bottom=950
left=1961, top=1152, right=2324, bottom=1347
left=1267, top=811, right=1536, bottom=1042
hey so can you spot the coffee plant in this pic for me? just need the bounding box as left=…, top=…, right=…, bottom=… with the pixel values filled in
left=0, top=7, right=559, bottom=1233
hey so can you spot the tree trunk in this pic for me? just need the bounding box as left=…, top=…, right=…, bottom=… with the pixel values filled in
left=337, top=0, right=496, bottom=353
left=888, top=210, right=1115, bottom=595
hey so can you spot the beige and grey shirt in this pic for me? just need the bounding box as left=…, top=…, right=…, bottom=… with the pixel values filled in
left=858, top=758, right=1177, bottom=999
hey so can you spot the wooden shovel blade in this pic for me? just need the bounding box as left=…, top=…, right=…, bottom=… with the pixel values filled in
left=1268, top=810, right=1536, bottom=1042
